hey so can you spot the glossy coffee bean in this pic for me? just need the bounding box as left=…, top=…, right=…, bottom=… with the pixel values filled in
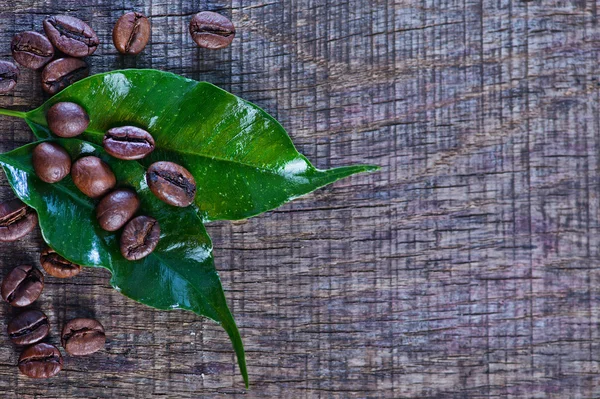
left=61, top=318, right=105, bottom=356
left=40, top=247, right=82, bottom=278
left=112, top=12, right=151, bottom=55
left=0, top=60, right=19, bottom=93
left=41, top=58, right=89, bottom=95
left=32, top=142, right=71, bottom=184
left=11, top=31, right=54, bottom=70
left=71, top=156, right=116, bottom=198
left=146, top=161, right=196, bottom=207
left=18, top=343, right=63, bottom=379
left=43, top=15, right=99, bottom=57
left=120, top=216, right=160, bottom=260
left=1, top=265, right=44, bottom=307
left=96, top=189, right=140, bottom=232
left=0, top=199, right=37, bottom=242
left=8, top=309, right=50, bottom=346
left=103, top=126, right=155, bottom=160
left=189, top=11, right=235, bottom=49
left=47, top=102, right=89, bottom=138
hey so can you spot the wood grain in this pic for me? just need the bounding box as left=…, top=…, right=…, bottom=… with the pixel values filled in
left=1, top=0, right=599, bottom=397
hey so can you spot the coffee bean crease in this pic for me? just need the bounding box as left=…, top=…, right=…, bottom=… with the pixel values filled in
left=127, top=220, right=158, bottom=256
left=150, top=170, right=196, bottom=196
left=9, top=318, right=48, bottom=339
left=6, top=269, right=40, bottom=303
left=13, top=43, right=52, bottom=57
left=0, top=207, right=27, bottom=226
left=44, top=66, right=88, bottom=90
left=47, top=18, right=97, bottom=46
left=125, top=15, right=145, bottom=52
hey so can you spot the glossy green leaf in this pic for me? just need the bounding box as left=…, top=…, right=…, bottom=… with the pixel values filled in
left=0, top=69, right=378, bottom=387
left=0, top=140, right=248, bottom=387
left=22, top=69, right=377, bottom=222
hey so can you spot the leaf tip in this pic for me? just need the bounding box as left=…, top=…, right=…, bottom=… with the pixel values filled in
left=360, top=164, right=381, bottom=173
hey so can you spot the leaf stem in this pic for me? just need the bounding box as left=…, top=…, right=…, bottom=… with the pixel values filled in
left=0, top=108, right=26, bottom=119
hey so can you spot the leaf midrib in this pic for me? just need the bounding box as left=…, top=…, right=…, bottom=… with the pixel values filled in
left=82, top=127, right=307, bottom=176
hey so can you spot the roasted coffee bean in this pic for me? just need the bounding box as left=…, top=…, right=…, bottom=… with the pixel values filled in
left=96, top=189, right=140, bottom=232
left=189, top=11, right=235, bottom=49
left=47, top=102, right=89, bottom=138
left=41, top=58, right=89, bottom=95
left=40, top=248, right=82, bottom=278
left=71, top=156, right=116, bottom=198
left=146, top=161, right=196, bottom=207
left=0, top=199, right=37, bottom=242
left=0, top=60, right=19, bottom=93
left=32, top=142, right=71, bottom=184
left=120, top=216, right=160, bottom=260
left=1, top=265, right=44, bottom=307
left=43, top=15, right=99, bottom=57
left=112, top=12, right=151, bottom=55
left=18, top=343, right=62, bottom=379
left=103, top=126, right=155, bottom=160
left=8, top=309, right=50, bottom=346
left=11, top=31, right=54, bottom=70
left=61, top=318, right=105, bottom=356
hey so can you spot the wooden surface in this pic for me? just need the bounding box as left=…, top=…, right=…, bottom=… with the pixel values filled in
left=0, top=0, right=599, bottom=397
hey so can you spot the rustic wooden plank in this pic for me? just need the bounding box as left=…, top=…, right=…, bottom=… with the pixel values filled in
left=0, top=0, right=599, bottom=397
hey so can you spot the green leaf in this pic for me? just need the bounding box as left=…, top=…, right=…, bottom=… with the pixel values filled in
left=23, top=69, right=377, bottom=222
left=0, top=69, right=378, bottom=386
left=0, top=140, right=248, bottom=387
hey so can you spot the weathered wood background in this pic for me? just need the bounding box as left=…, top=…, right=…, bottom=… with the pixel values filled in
left=0, top=0, right=598, bottom=397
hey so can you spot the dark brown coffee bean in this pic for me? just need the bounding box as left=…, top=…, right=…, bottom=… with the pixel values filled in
left=18, top=343, right=62, bottom=378
left=146, top=161, right=196, bottom=207
left=120, top=216, right=160, bottom=261
left=0, top=199, right=37, bottom=242
left=43, top=15, right=99, bottom=57
left=47, top=102, right=89, bottom=138
left=61, top=318, right=105, bottom=356
left=40, top=247, right=82, bottom=278
left=11, top=31, right=54, bottom=70
left=32, top=142, right=71, bottom=184
left=1, top=265, right=44, bottom=307
left=189, top=11, right=235, bottom=49
left=71, top=156, right=116, bottom=198
left=96, top=189, right=140, bottom=232
left=0, top=60, right=19, bottom=93
left=8, top=309, right=50, bottom=346
left=112, top=12, right=151, bottom=55
left=103, top=126, right=155, bottom=160
left=41, top=58, right=89, bottom=95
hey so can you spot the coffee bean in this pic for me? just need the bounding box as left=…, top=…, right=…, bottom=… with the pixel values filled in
left=120, top=216, right=160, bottom=260
left=32, top=142, right=71, bottom=184
left=103, top=126, right=155, bottom=160
left=11, top=31, right=54, bottom=70
left=0, top=60, right=19, bottom=93
left=47, top=102, right=89, bottom=138
left=0, top=199, right=37, bottom=242
left=41, top=58, right=89, bottom=95
left=40, top=247, right=82, bottom=278
left=71, top=156, right=116, bottom=198
left=8, top=309, right=50, bottom=346
left=146, top=161, right=196, bottom=207
left=112, top=12, right=151, bottom=55
left=96, top=189, right=140, bottom=232
left=18, top=343, right=63, bottom=379
left=61, top=318, right=105, bottom=356
left=1, top=265, right=44, bottom=307
left=43, top=15, right=99, bottom=57
left=189, top=11, right=235, bottom=49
